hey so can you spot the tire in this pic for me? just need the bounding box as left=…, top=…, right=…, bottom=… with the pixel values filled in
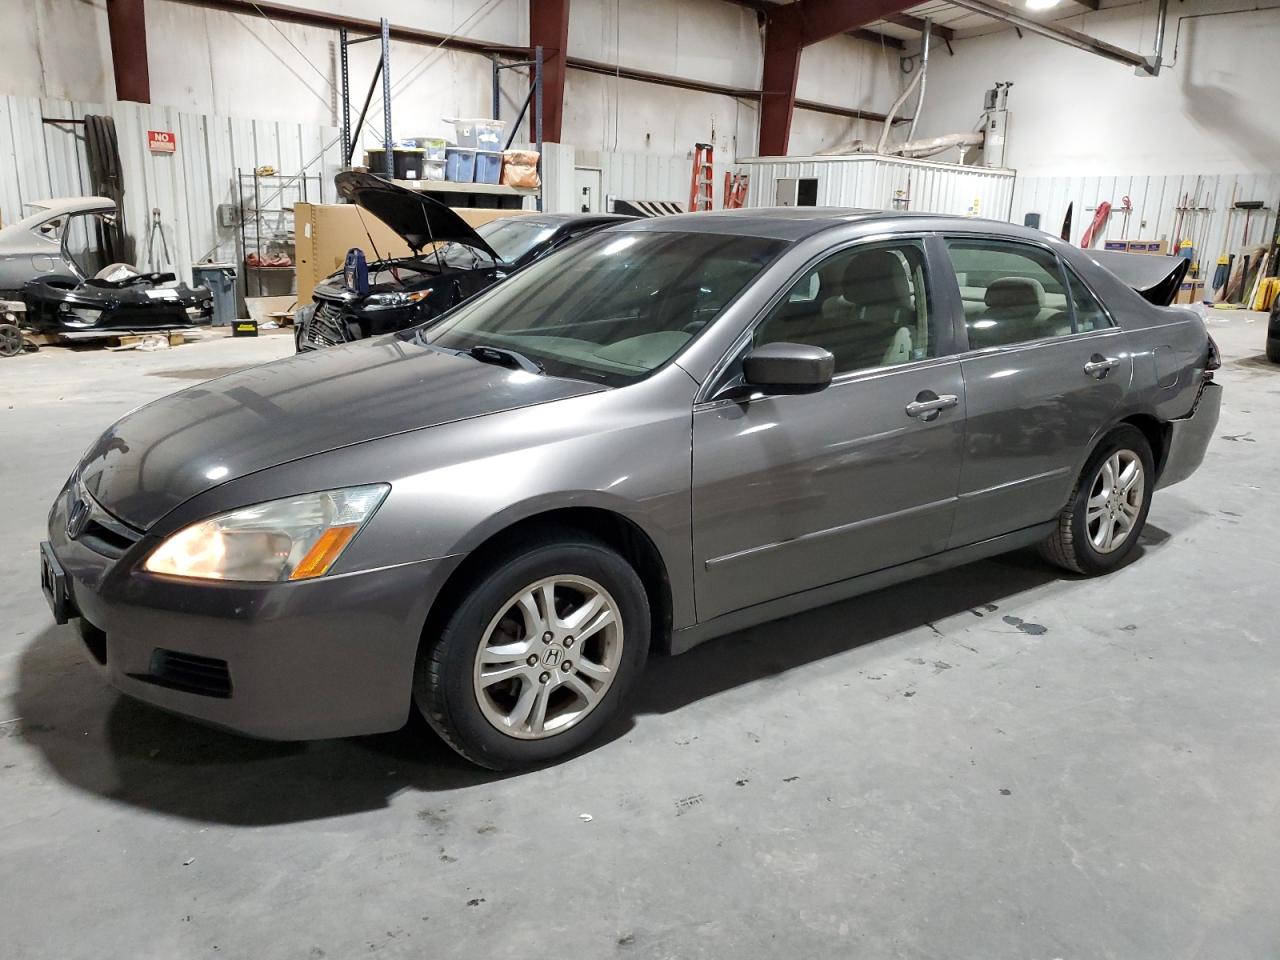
left=1266, top=336, right=1280, bottom=364
left=414, top=532, right=650, bottom=770
left=1040, top=424, right=1154, bottom=576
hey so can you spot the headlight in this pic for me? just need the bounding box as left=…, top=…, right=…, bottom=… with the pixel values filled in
left=364, top=289, right=432, bottom=311
left=69, top=307, right=102, bottom=325
left=143, top=484, right=389, bottom=582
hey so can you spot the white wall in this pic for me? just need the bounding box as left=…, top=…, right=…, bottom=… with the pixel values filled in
left=4, top=0, right=115, bottom=103
left=913, top=0, right=1280, bottom=176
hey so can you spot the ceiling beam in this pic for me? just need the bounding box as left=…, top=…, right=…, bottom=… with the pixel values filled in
left=529, top=0, right=570, bottom=145
left=106, top=0, right=151, bottom=103
left=760, top=0, right=920, bottom=156
left=884, top=13, right=954, bottom=42
left=945, top=0, right=1150, bottom=70
left=848, top=28, right=904, bottom=48
left=173, top=0, right=528, bottom=58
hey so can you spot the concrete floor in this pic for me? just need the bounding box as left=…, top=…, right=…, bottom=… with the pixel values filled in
left=1, top=315, right=1277, bottom=959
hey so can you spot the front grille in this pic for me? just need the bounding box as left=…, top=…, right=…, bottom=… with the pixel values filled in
left=67, top=486, right=143, bottom=559
left=304, top=301, right=354, bottom=349
left=131, top=649, right=233, bottom=699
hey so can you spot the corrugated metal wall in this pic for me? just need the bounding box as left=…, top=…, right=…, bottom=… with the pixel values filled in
left=574, top=148, right=728, bottom=210
left=0, top=94, right=342, bottom=286
left=739, top=155, right=1017, bottom=220
left=1013, top=173, right=1280, bottom=278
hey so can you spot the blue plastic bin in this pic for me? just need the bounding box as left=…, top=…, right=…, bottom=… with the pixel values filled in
left=474, top=151, right=502, bottom=185
left=445, top=147, right=476, bottom=182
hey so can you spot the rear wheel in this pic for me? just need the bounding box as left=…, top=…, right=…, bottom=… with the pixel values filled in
left=414, top=533, right=649, bottom=770
left=1041, top=425, right=1154, bottom=575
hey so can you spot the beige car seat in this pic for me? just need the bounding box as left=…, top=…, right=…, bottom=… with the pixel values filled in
left=805, top=249, right=916, bottom=370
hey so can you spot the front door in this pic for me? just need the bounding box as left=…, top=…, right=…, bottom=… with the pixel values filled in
left=940, top=236, right=1133, bottom=546
left=691, top=239, right=966, bottom=622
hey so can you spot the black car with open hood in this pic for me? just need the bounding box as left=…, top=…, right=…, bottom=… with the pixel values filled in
left=296, top=171, right=632, bottom=351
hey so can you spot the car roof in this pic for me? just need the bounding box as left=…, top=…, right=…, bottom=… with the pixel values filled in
left=24, top=197, right=116, bottom=218
left=614, top=207, right=1056, bottom=244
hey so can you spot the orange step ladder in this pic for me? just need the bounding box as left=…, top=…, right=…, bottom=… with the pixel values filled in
left=723, top=170, right=749, bottom=209
left=689, top=143, right=714, bottom=212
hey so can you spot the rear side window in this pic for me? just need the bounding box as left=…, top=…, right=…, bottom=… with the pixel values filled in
left=1063, top=265, right=1113, bottom=333
left=945, top=238, right=1073, bottom=349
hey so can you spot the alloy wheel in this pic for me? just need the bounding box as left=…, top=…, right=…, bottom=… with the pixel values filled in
left=472, top=575, right=624, bottom=739
left=1085, top=449, right=1145, bottom=554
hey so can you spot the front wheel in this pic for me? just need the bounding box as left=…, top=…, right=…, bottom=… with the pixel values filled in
left=414, top=534, right=650, bottom=770
left=1040, top=425, right=1154, bottom=575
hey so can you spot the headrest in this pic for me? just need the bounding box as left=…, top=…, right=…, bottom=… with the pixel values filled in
left=842, top=249, right=911, bottom=303
left=985, top=276, right=1045, bottom=311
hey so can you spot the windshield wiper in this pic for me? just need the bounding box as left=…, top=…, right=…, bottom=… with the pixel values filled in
left=468, top=344, right=544, bottom=375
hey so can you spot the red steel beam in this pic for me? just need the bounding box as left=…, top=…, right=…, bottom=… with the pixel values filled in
left=759, top=0, right=920, bottom=156
left=530, top=0, right=570, bottom=144
left=106, top=0, right=151, bottom=103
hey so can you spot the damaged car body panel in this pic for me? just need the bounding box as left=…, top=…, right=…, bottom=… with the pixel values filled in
left=23, top=266, right=214, bottom=335
left=296, top=171, right=632, bottom=351
left=0, top=196, right=117, bottom=295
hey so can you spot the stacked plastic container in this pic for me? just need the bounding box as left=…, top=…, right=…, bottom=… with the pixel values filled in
left=445, top=119, right=506, bottom=183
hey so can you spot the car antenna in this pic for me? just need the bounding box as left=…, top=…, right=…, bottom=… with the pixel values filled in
left=354, top=206, right=399, bottom=284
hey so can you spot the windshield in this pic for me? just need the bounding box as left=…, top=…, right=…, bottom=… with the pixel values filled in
left=475, top=218, right=559, bottom=263
left=411, top=230, right=785, bottom=387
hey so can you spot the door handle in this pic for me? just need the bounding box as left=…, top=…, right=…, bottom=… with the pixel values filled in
left=1083, top=354, right=1118, bottom=379
left=905, top=392, right=959, bottom=421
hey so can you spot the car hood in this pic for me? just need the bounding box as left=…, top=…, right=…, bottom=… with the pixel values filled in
left=334, top=171, right=498, bottom=258
left=75, top=337, right=602, bottom=530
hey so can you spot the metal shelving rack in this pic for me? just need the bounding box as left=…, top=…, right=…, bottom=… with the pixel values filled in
left=337, top=19, right=545, bottom=210
left=236, top=169, right=322, bottom=298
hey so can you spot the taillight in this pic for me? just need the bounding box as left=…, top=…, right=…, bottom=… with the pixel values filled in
left=1205, top=335, right=1221, bottom=376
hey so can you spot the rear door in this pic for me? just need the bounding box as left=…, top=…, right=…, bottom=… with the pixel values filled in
left=941, top=236, right=1132, bottom=546
left=691, top=237, right=966, bottom=621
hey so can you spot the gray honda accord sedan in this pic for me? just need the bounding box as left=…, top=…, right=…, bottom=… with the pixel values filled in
left=41, top=209, right=1220, bottom=769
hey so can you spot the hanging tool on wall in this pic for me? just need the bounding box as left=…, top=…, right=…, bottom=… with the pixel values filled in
left=1236, top=199, right=1265, bottom=247
left=689, top=143, right=714, bottom=212
left=1080, top=201, right=1112, bottom=249
left=1119, top=195, right=1133, bottom=239
left=147, top=208, right=171, bottom=272
left=1212, top=182, right=1239, bottom=300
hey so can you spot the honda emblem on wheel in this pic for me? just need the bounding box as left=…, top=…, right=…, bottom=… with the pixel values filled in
left=541, top=647, right=562, bottom=667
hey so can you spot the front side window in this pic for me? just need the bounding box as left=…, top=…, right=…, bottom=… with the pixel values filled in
left=945, top=238, right=1074, bottom=349
left=753, top=240, right=935, bottom=375
left=414, top=230, right=785, bottom=386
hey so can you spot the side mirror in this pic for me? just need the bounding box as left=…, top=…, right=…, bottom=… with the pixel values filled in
left=741, top=342, right=835, bottom=395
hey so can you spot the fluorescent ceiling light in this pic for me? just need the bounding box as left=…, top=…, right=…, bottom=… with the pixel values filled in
left=1026, top=0, right=1062, bottom=9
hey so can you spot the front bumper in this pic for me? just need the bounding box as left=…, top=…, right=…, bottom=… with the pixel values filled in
left=1157, top=381, right=1222, bottom=490
left=43, top=490, right=457, bottom=740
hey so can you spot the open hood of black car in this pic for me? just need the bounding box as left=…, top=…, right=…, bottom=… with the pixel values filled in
left=1092, top=250, right=1190, bottom=307
left=335, top=171, right=498, bottom=258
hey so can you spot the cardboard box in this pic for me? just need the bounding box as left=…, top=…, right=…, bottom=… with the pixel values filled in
left=1103, top=240, right=1129, bottom=251
left=1174, top=280, right=1205, bottom=305
left=1127, top=240, right=1168, bottom=255
left=293, top=203, right=531, bottom=304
